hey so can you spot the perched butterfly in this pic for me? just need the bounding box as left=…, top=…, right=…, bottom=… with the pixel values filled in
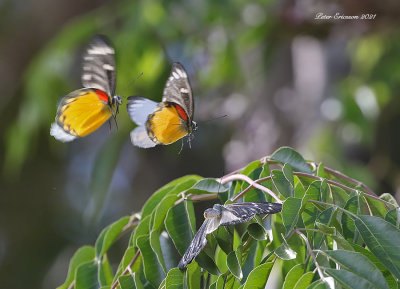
left=178, top=202, right=283, bottom=269
left=127, top=62, right=197, bottom=148
left=50, top=35, right=122, bottom=142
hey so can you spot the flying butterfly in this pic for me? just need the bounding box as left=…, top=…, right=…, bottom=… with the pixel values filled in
left=50, top=35, right=122, bottom=142
left=127, top=62, right=197, bottom=148
left=177, top=202, right=283, bottom=269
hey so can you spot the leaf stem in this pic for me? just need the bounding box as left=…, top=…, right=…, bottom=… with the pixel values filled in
left=295, top=229, right=326, bottom=282
left=219, top=174, right=282, bottom=203
left=110, top=249, right=141, bottom=289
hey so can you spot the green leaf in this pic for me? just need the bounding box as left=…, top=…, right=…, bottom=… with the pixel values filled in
left=270, top=147, right=313, bottom=174
left=316, top=163, right=326, bottom=178
left=306, top=280, right=328, bottom=289
left=241, top=160, right=261, bottom=176
left=283, top=264, right=304, bottom=289
left=242, top=262, right=274, bottom=289
left=113, top=247, right=141, bottom=283
left=379, top=193, right=399, bottom=207
left=275, top=234, right=297, bottom=260
left=241, top=239, right=258, bottom=282
left=119, top=275, right=136, bottom=289
left=302, top=181, right=321, bottom=229
left=342, top=196, right=358, bottom=241
left=293, top=272, right=314, bottom=289
left=215, top=246, right=228, bottom=273
left=99, top=254, right=113, bottom=286
left=165, top=200, right=195, bottom=255
left=132, top=215, right=151, bottom=246
left=95, top=216, right=130, bottom=257
left=185, top=262, right=202, bottom=289
left=294, top=178, right=306, bottom=199
left=213, top=226, right=233, bottom=254
left=272, top=170, right=294, bottom=198
left=227, top=251, right=243, bottom=279
left=247, top=223, right=268, bottom=240
left=163, top=268, right=184, bottom=289
left=331, top=186, right=349, bottom=208
left=283, top=163, right=295, bottom=187
left=141, top=175, right=201, bottom=219
left=323, top=250, right=389, bottom=289
left=150, top=230, right=167, bottom=273
left=325, top=268, right=380, bottom=289
left=195, top=251, right=220, bottom=276
left=281, top=197, right=302, bottom=235
left=350, top=243, right=398, bottom=289
left=152, top=194, right=179, bottom=231
left=75, top=261, right=99, bottom=289
left=186, top=178, right=229, bottom=195
left=355, top=215, right=400, bottom=279
left=57, top=246, right=95, bottom=289
left=385, top=208, right=400, bottom=229
left=363, top=194, right=388, bottom=218
left=136, top=234, right=166, bottom=287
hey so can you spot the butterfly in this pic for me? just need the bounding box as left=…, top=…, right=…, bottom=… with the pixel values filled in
left=177, top=202, right=283, bottom=269
left=50, top=35, right=122, bottom=142
left=127, top=62, right=197, bottom=148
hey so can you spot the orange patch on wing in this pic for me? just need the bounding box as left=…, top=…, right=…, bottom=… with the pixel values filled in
left=57, top=89, right=112, bottom=137
left=174, top=104, right=188, bottom=121
left=147, top=103, right=188, bottom=145
left=93, top=89, right=110, bottom=103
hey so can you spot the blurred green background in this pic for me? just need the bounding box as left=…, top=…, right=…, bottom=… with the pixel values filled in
left=1, top=0, right=400, bottom=288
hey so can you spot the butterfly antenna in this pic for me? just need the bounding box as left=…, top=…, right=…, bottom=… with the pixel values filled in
left=121, top=72, right=143, bottom=98
left=203, top=114, right=228, bottom=123
left=178, top=139, right=184, bottom=155
left=113, top=114, right=119, bottom=131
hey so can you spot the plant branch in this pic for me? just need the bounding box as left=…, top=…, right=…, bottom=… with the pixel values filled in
left=230, top=176, right=274, bottom=202
left=293, top=172, right=395, bottom=209
left=67, top=281, right=75, bottom=289
left=111, top=249, right=141, bottom=289
left=295, top=229, right=326, bottom=282
left=219, top=174, right=282, bottom=203
left=313, top=163, right=377, bottom=196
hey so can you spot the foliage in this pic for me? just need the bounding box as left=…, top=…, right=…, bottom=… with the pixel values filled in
left=57, top=147, right=400, bottom=289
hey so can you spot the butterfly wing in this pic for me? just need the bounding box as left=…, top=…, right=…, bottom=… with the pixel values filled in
left=126, top=96, right=158, bottom=126
left=50, top=88, right=112, bottom=142
left=81, top=35, right=116, bottom=97
left=130, top=126, right=157, bottom=148
left=146, top=103, right=189, bottom=145
left=219, top=202, right=282, bottom=226
left=162, top=62, right=194, bottom=120
left=178, top=217, right=220, bottom=269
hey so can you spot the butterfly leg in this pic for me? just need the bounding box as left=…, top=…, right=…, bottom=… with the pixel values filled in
left=178, top=139, right=184, bottom=154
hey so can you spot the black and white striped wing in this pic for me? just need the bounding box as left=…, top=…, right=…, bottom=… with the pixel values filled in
left=162, top=62, right=194, bottom=119
left=220, top=202, right=282, bottom=226
left=178, top=217, right=220, bottom=269
left=81, top=35, right=116, bottom=97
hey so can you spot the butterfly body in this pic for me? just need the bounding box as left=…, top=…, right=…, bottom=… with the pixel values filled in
left=50, top=35, right=121, bottom=142
left=127, top=62, right=197, bottom=148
